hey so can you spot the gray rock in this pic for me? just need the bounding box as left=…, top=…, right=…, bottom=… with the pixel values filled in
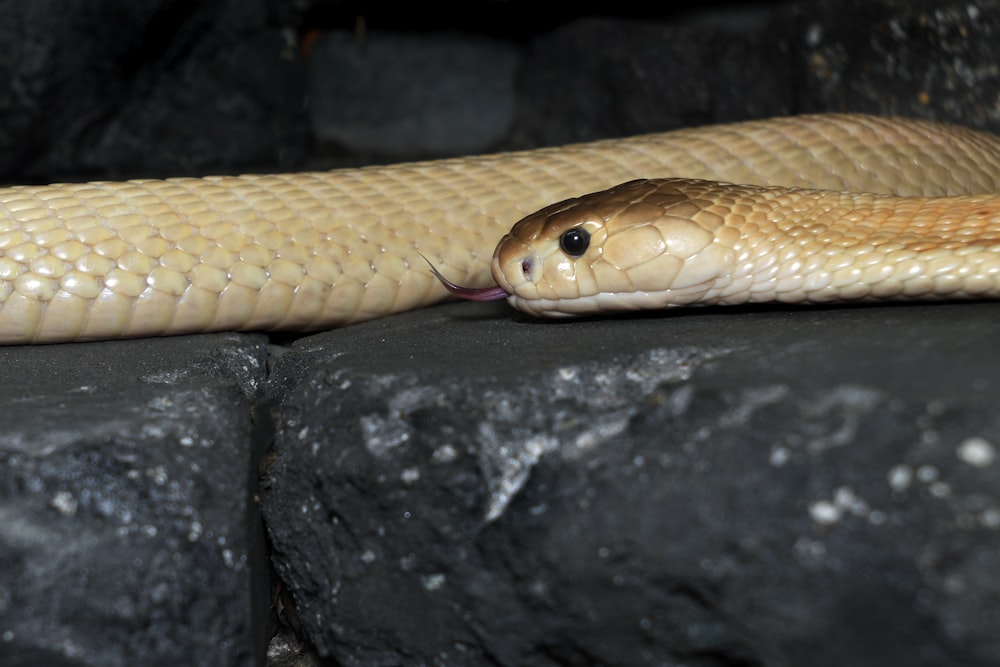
left=0, top=0, right=307, bottom=182
left=261, top=300, right=1000, bottom=666
left=308, top=30, right=518, bottom=157
left=513, top=12, right=794, bottom=147
left=796, top=0, right=1000, bottom=130
left=0, top=334, right=271, bottom=667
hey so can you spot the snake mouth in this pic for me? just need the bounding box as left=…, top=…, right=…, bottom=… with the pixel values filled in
left=423, top=257, right=509, bottom=301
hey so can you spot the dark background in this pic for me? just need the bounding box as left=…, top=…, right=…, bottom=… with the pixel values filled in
left=2, top=1, right=997, bottom=182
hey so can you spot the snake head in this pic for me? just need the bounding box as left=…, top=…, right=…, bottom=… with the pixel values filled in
left=427, top=178, right=738, bottom=317
left=489, top=178, right=737, bottom=317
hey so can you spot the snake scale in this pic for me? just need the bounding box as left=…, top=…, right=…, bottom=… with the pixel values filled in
left=2, top=113, right=1000, bottom=344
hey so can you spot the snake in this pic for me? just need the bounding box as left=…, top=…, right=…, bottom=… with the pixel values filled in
left=2, top=113, right=1000, bottom=344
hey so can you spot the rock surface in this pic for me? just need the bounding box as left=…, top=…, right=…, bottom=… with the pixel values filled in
left=262, top=301, right=1000, bottom=666
left=0, top=334, right=270, bottom=666
left=0, top=1, right=999, bottom=666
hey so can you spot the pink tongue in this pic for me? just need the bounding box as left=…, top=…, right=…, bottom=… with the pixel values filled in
left=425, top=261, right=509, bottom=302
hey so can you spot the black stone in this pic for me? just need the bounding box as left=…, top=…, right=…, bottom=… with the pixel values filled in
left=0, top=0, right=308, bottom=183
left=261, top=300, right=1000, bottom=666
left=795, top=0, right=1000, bottom=130
left=308, top=30, right=518, bottom=157
left=0, top=334, right=271, bottom=667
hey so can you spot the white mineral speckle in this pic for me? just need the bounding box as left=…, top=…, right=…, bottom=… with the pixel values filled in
left=360, top=413, right=411, bottom=456
left=421, top=573, right=446, bottom=591
left=889, top=17, right=906, bottom=40
left=58, top=639, right=83, bottom=658
left=957, top=436, right=996, bottom=467
left=573, top=415, right=628, bottom=450
left=147, top=465, right=168, bottom=485
left=188, top=521, right=203, bottom=542
left=929, top=481, right=951, bottom=498
left=809, top=500, right=842, bottom=525
left=808, top=486, right=873, bottom=525
left=770, top=446, right=790, bottom=466
left=400, top=467, right=420, bottom=484
left=431, top=444, right=458, bottom=464
left=888, top=464, right=913, bottom=492
left=50, top=491, right=78, bottom=517
left=805, top=23, right=822, bottom=47
left=557, top=367, right=577, bottom=381
left=834, top=486, right=869, bottom=516
left=980, top=508, right=1000, bottom=529
left=479, top=423, right=556, bottom=522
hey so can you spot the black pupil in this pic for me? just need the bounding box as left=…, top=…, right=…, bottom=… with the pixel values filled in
left=559, top=228, right=590, bottom=256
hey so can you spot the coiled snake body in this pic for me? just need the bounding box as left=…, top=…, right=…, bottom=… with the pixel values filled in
left=2, top=113, right=1000, bottom=344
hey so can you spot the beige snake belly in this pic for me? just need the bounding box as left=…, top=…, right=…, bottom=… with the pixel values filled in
left=2, top=113, right=1000, bottom=344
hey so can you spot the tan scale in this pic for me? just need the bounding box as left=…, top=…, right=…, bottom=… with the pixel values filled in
left=4, top=113, right=1000, bottom=343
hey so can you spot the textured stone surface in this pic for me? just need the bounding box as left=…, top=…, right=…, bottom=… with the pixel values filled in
left=0, top=334, right=270, bottom=667
left=262, top=300, right=1000, bottom=666
left=513, top=12, right=794, bottom=147
left=0, top=0, right=306, bottom=183
left=797, top=0, right=1000, bottom=127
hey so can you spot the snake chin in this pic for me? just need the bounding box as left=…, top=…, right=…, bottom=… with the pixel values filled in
left=506, top=290, right=690, bottom=318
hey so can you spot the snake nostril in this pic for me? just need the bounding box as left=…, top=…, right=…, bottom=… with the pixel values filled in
left=521, top=258, right=534, bottom=281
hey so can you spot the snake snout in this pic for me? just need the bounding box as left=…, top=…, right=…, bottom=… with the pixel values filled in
left=492, top=236, right=541, bottom=297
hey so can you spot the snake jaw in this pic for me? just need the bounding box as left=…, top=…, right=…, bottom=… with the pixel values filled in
left=423, top=256, right=509, bottom=301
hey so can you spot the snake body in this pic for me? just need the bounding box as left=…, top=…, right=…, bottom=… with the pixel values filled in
left=2, top=113, right=1000, bottom=344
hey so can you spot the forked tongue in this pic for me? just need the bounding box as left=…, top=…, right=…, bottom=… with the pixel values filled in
left=423, top=258, right=509, bottom=301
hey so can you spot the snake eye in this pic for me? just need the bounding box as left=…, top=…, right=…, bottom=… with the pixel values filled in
left=559, top=227, right=590, bottom=257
